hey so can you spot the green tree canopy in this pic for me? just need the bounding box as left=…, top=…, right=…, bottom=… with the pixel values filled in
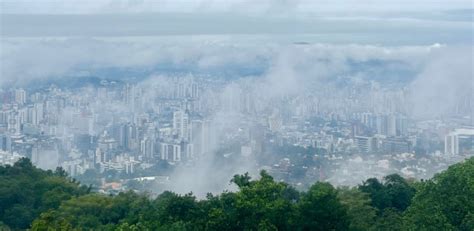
left=0, top=158, right=89, bottom=229
left=404, top=157, right=474, bottom=230
left=1, top=157, right=473, bottom=230
left=359, top=173, right=415, bottom=213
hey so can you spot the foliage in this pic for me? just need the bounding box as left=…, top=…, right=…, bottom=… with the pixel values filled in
left=232, top=171, right=298, bottom=230
left=0, top=158, right=89, bottom=229
left=295, top=182, right=349, bottom=230
left=1, top=157, right=473, bottom=230
left=338, top=187, right=377, bottom=231
left=359, top=173, right=415, bottom=212
left=403, top=157, right=474, bottom=230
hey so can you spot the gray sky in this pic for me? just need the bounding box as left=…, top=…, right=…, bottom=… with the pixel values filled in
left=0, top=0, right=472, bottom=44
left=1, top=0, right=472, bottom=14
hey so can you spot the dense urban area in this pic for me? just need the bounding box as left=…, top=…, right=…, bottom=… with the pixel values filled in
left=0, top=73, right=472, bottom=196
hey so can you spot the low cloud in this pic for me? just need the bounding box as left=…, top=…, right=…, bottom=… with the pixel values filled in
left=2, top=37, right=471, bottom=120
left=0, top=37, right=435, bottom=85
left=409, top=46, right=473, bottom=118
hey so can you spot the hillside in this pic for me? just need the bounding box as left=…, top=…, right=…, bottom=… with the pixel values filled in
left=0, top=157, right=473, bottom=230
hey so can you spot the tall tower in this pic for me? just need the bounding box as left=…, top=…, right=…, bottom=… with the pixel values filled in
left=173, top=110, right=189, bottom=141
left=14, top=88, right=27, bottom=105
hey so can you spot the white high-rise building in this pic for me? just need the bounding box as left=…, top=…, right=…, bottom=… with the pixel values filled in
left=185, top=143, right=194, bottom=160
left=172, top=144, right=181, bottom=162
left=140, top=137, right=154, bottom=160
left=15, top=89, right=27, bottom=105
left=7, top=113, right=21, bottom=134
left=160, top=143, right=170, bottom=160
left=445, top=134, right=459, bottom=155
left=159, top=142, right=182, bottom=162
left=34, top=103, right=44, bottom=125
left=445, top=128, right=474, bottom=155
left=173, top=110, right=189, bottom=141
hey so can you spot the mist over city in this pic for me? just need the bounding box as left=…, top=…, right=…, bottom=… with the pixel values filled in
left=0, top=1, right=473, bottom=230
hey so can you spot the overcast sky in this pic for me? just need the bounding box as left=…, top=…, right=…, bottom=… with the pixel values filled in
left=1, top=0, right=473, bottom=14
left=0, top=0, right=472, bottom=44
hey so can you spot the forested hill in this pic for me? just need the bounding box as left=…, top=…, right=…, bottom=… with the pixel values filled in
left=1, top=157, right=473, bottom=230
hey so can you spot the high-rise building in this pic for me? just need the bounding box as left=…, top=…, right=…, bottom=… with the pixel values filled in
left=191, top=82, right=199, bottom=98
left=14, top=89, right=27, bottom=105
left=268, top=112, right=282, bottom=133
left=445, top=134, right=459, bottom=155
left=375, top=114, right=408, bottom=137
left=172, top=144, right=181, bottom=162
left=118, top=123, right=138, bottom=150
left=7, top=113, right=20, bottom=134
left=98, top=131, right=117, bottom=152
left=34, top=103, right=44, bottom=125
left=396, top=115, right=408, bottom=136
left=354, top=136, right=376, bottom=153
left=0, top=135, right=11, bottom=151
left=95, top=147, right=106, bottom=164
left=376, top=114, right=388, bottom=136
left=140, top=137, right=155, bottom=160
left=159, top=142, right=183, bottom=162
left=61, top=159, right=84, bottom=177
left=173, top=110, right=189, bottom=141
left=445, top=128, right=474, bottom=155
left=381, top=137, right=413, bottom=154
left=185, top=143, right=194, bottom=160
left=387, top=114, right=397, bottom=137
left=160, top=143, right=171, bottom=160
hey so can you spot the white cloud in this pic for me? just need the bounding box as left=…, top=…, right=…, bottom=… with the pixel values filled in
left=409, top=46, right=474, bottom=118
left=0, top=37, right=431, bottom=85
left=1, top=36, right=471, bottom=118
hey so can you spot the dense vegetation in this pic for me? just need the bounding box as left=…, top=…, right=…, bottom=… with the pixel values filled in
left=0, top=158, right=90, bottom=230
left=1, top=157, right=473, bottom=230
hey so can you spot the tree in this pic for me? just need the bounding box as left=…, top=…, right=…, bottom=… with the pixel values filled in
left=359, top=174, right=415, bottom=213
left=383, top=174, right=415, bottom=211
left=0, top=158, right=88, bottom=229
left=404, top=157, right=474, bottom=230
left=154, top=191, right=201, bottom=227
left=374, top=208, right=404, bottom=231
left=231, top=172, right=252, bottom=187
left=201, top=192, right=239, bottom=230
left=338, top=187, right=377, bottom=231
left=359, top=178, right=389, bottom=211
left=4, top=157, right=474, bottom=230
left=232, top=170, right=297, bottom=230
left=295, top=182, right=349, bottom=230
